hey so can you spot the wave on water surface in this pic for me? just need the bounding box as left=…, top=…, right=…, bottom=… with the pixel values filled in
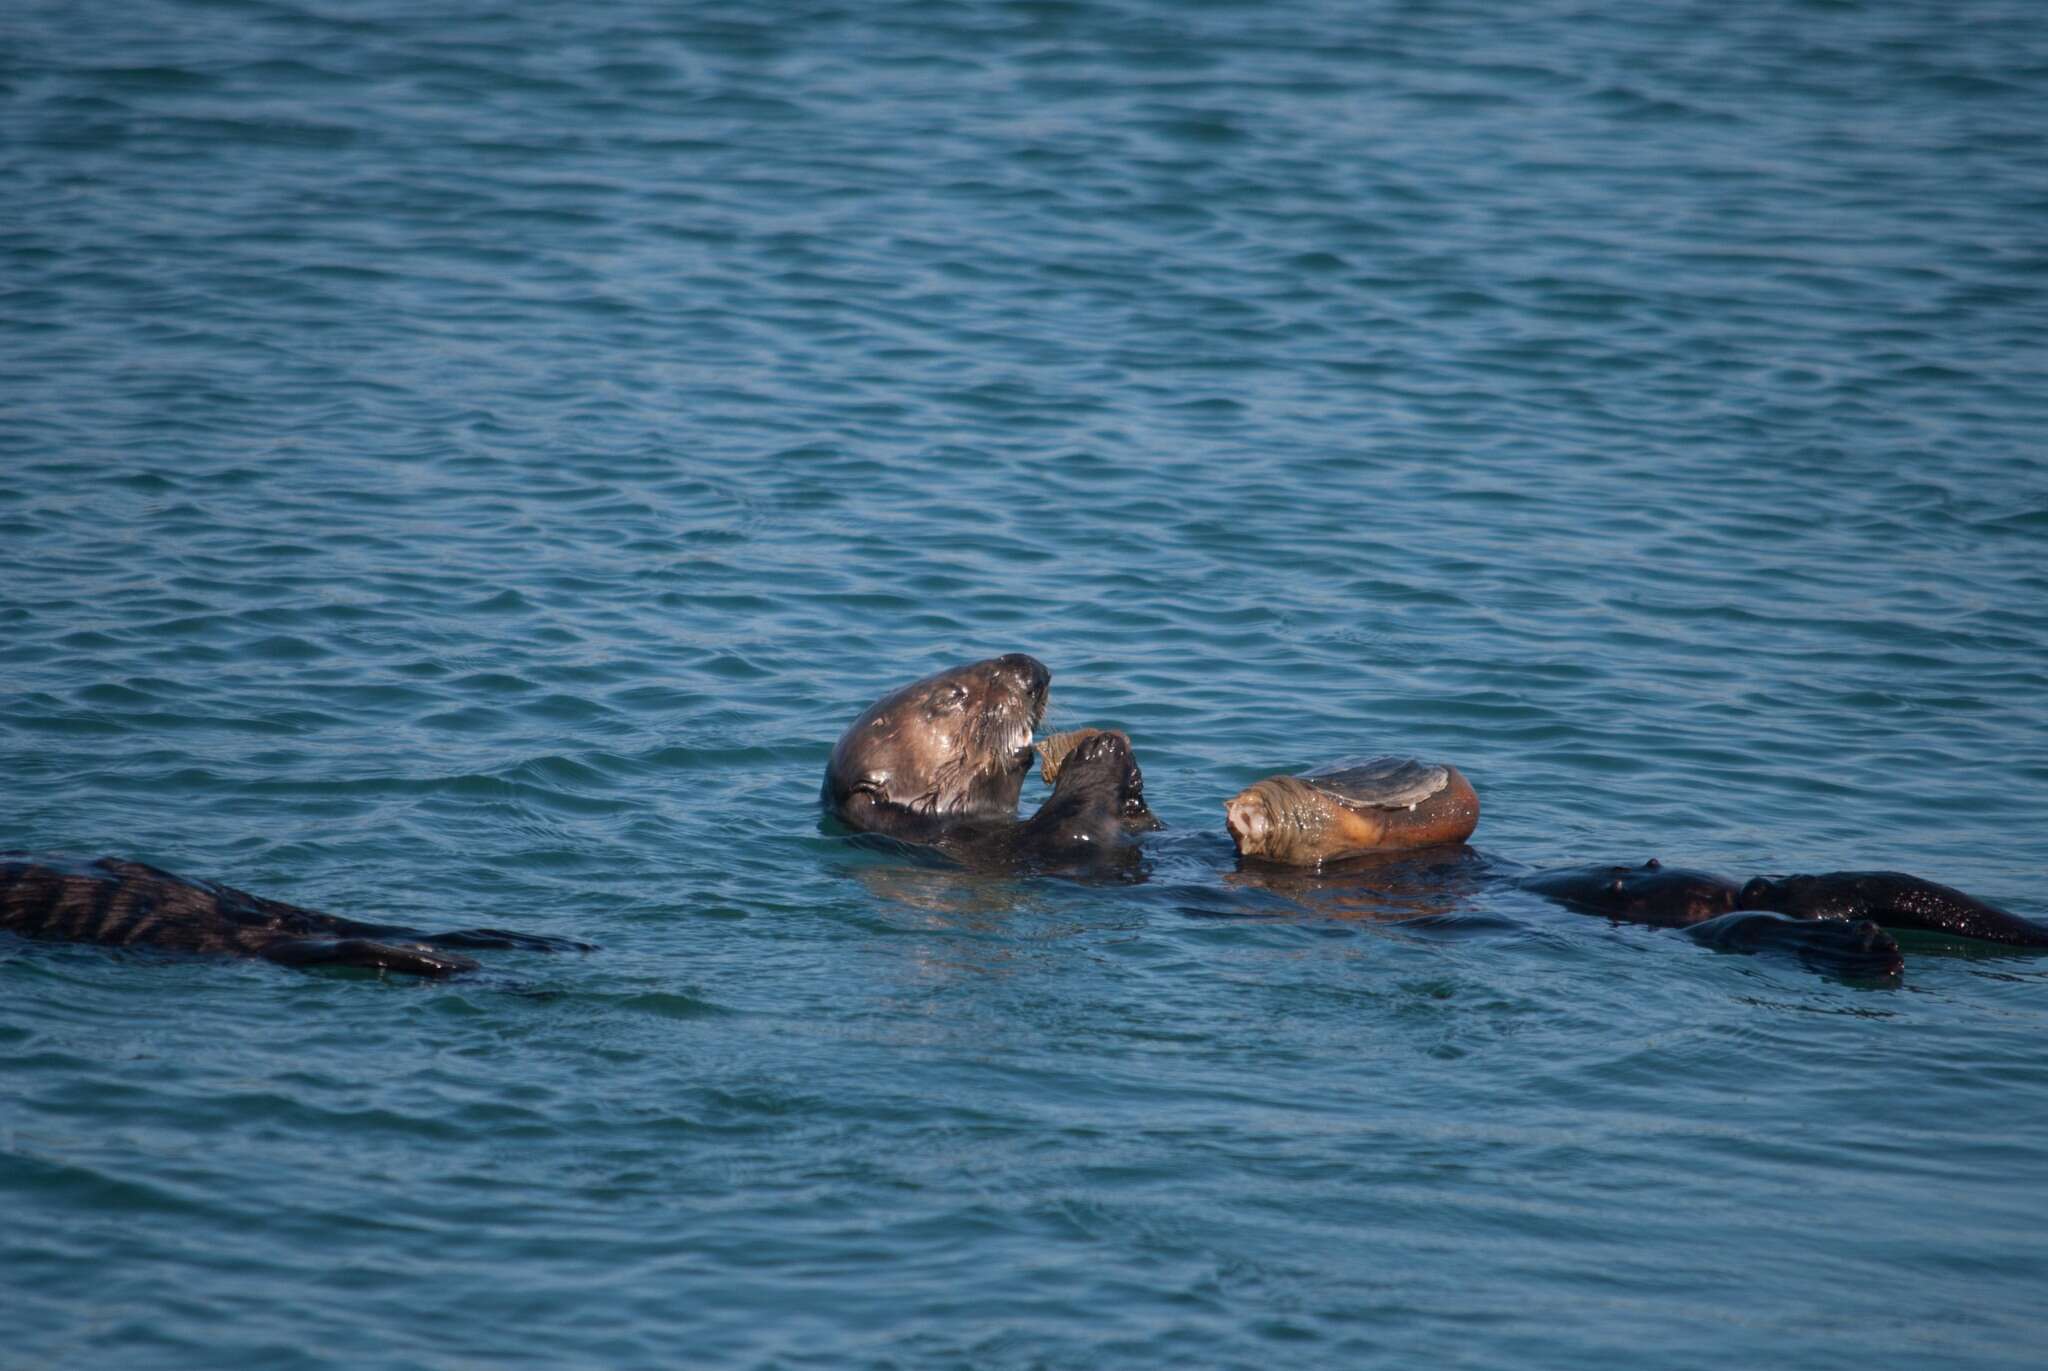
left=5, top=1, right=2048, bottom=1367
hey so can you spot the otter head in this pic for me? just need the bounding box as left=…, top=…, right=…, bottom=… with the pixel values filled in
left=824, top=653, right=1051, bottom=831
left=1520, top=859, right=1741, bottom=927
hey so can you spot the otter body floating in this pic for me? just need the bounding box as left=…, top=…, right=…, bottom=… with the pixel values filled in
left=1517, top=858, right=1906, bottom=976
left=0, top=854, right=591, bottom=977
left=824, top=658, right=1158, bottom=869
left=1739, top=870, right=2048, bottom=948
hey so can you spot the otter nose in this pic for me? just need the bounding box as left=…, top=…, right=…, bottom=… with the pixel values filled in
left=994, top=653, right=1050, bottom=698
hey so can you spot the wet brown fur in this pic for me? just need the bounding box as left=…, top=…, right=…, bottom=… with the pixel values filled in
left=824, top=654, right=1050, bottom=839
left=0, top=854, right=590, bottom=976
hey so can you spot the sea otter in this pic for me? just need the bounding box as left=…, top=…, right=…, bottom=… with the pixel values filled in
left=1518, top=859, right=1906, bottom=977
left=1518, top=859, right=2048, bottom=949
left=823, top=656, right=1159, bottom=869
left=0, top=853, right=591, bottom=976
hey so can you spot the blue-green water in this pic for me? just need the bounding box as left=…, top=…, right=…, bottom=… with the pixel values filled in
left=5, top=2, right=2048, bottom=1366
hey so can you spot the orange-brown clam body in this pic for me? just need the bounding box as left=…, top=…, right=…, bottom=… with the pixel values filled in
left=1224, top=757, right=1479, bottom=866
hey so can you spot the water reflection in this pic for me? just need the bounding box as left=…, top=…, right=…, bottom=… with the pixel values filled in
left=851, top=861, right=1028, bottom=926
left=1208, top=844, right=1503, bottom=923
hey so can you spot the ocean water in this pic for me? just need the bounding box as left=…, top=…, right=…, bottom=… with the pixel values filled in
left=5, top=1, right=2048, bottom=1366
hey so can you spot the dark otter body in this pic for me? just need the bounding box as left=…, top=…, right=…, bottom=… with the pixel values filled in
left=0, top=854, right=591, bottom=977
left=937, top=729, right=1161, bottom=874
left=1739, top=871, right=2048, bottom=948
left=1520, top=859, right=1905, bottom=978
left=1682, top=911, right=1905, bottom=979
left=1519, top=858, right=2048, bottom=970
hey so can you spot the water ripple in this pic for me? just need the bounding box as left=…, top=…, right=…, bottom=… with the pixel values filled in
left=5, top=1, right=2048, bottom=1367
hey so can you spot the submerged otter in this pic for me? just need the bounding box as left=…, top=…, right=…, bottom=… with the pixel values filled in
left=1519, top=860, right=1907, bottom=977
left=0, top=854, right=591, bottom=976
left=823, top=655, right=1158, bottom=869
left=1513, top=860, right=2048, bottom=971
left=1738, top=870, right=2048, bottom=947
